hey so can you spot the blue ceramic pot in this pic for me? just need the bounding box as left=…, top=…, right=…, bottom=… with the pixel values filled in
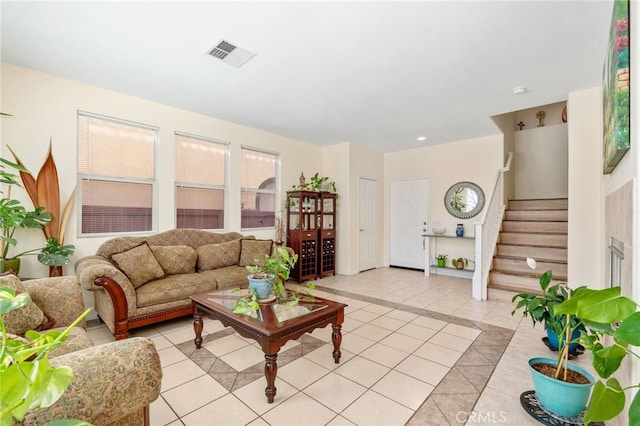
left=456, top=224, right=464, bottom=237
left=248, top=276, right=273, bottom=300
left=546, top=327, right=581, bottom=352
left=528, top=357, right=594, bottom=418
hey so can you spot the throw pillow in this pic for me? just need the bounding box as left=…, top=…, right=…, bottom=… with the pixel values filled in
left=150, top=245, right=197, bottom=275
left=0, top=273, right=46, bottom=335
left=196, top=239, right=241, bottom=271
left=109, top=242, right=165, bottom=288
left=238, top=239, right=274, bottom=267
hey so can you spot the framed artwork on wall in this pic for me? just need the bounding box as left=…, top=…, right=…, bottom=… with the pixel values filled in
left=603, top=0, right=630, bottom=174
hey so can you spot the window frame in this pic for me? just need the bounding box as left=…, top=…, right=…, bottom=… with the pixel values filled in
left=240, top=145, right=280, bottom=231
left=174, top=131, right=230, bottom=230
left=77, top=110, right=159, bottom=237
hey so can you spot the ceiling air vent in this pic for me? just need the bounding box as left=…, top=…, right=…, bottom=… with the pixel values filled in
left=207, top=39, right=256, bottom=68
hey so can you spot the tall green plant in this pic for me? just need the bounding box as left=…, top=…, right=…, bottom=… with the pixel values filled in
left=0, top=286, right=91, bottom=425
left=511, top=258, right=579, bottom=337
left=555, top=286, right=640, bottom=424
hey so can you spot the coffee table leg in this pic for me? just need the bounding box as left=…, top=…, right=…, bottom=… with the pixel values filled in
left=331, top=323, right=342, bottom=363
left=193, top=309, right=203, bottom=349
left=264, top=353, right=278, bottom=403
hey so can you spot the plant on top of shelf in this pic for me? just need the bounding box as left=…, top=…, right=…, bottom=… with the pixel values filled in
left=290, top=172, right=338, bottom=197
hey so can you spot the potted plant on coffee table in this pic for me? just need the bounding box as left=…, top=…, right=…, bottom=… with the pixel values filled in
left=235, top=248, right=314, bottom=314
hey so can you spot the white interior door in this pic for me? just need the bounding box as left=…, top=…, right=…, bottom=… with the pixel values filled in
left=389, top=179, right=429, bottom=269
left=359, top=178, right=377, bottom=272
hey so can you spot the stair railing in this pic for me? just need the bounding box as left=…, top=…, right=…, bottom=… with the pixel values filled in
left=472, top=152, right=513, bottom=300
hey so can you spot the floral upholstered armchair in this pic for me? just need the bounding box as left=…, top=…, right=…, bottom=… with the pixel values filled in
left=1, top=274, right=162, bottom=426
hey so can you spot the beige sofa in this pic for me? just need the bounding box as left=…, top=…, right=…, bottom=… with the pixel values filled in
left=75, top=229, right=282, bottom=339
left=2, top=274, right=162, bottom=426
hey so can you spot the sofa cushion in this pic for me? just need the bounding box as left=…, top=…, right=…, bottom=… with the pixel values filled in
left=150, top=245, right=197, bottom=275
left=135, top=273, right=218, bottom=308
left=238, top=239, right=274, bottom=267
left=109, top=242, right=165, bottom=288
left=0, top=273, right=46, bottom=335
left=196, top=239, right=241, bottom=271
left=200, top=266, right=252, bottom=290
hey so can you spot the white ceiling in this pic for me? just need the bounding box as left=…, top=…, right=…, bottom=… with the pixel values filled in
left=1, top=1, right=613, bottom=153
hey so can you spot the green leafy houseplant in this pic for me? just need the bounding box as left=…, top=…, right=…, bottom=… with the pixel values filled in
left=554, top=285, right=640, bottom=424
left=234, top=248, right=314, bottom=314
left=0, top=286, right=91, bottom=425
left=511, top=258, right=580, bottom=340
left=451, top=257, right=469, bottom=270
left=37, top=237, right=75, bottom=268
left=290, top=172, right=339, bottom=197
left=0, top=156, right=53, bottom=273
left=435, top=254, right=447, bottom=267
left=0, top=202, right=51, bottom=260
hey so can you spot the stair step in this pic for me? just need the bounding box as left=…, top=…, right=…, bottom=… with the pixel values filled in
left=487, top=287, right=524, bottom=302
left=501, top=221, right=567, bottom=234
left=498, top=232, right=567, bottom=248
left=487, top=271, right=564, bottom=295
left=492, top=257, right=567, bottom=280
left=504, top=210, right=568, bottom=222
left=495, top=244, right=567, bottom=263
left=508, top=199, right=568, bottom=211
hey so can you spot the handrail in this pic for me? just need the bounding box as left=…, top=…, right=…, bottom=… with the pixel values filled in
left=472, top=152, right=513, bottom=300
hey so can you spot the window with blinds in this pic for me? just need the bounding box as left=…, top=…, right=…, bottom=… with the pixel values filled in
left=240, top=147, right=278, bottom=229
left=175, top=133, right=228, bottom=229
left=77, top=112, right=157, bottom=235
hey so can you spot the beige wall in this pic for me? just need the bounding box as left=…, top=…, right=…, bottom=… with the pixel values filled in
left=514, top=124, right=568, bottom=199
left=567, top=87, right=605, bottom=289
left=1, top=62, right=326, bottom=278
left=383, top=135, right=503, bottom=266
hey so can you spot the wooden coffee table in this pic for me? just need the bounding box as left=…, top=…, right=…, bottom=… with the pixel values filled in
left=190, top=288, right=347, bottom=403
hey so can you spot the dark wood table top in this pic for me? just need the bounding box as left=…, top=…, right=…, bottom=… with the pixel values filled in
left=190, top=287, right=347, bottom=340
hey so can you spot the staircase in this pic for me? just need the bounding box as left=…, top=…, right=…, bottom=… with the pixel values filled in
left=488, top=198, right=568, bottom=299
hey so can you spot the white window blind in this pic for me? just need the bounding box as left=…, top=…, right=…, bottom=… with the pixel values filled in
left=77, top=111, right=157, bottom=234
left=175, top=133, right=228, bottom=229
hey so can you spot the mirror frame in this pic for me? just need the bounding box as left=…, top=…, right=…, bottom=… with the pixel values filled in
left=444, top=181, right=486, bottom=219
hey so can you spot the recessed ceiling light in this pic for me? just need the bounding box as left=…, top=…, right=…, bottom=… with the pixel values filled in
left=417, top=136, right=427, bottom=141
left=512, top=86, right=527, bottom=95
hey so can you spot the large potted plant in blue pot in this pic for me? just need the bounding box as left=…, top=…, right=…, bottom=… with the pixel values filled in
left=513, top=258, right=595, bottom=419
left=554, top=285, right=640, bottom=424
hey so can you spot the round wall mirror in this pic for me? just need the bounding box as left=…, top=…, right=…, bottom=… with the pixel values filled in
left=444, top=181, right=485, bottom=219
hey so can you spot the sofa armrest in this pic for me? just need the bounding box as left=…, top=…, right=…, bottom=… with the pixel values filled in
left=76, top=256, right=134, bottom=293
left=23, top=276, right=87, bottom=329
left=76, top=255, right=137, bottom=312
left=22, top=337, right=162, bottom=426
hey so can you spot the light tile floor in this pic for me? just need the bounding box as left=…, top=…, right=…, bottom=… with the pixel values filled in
left=86, top=267, right=612, bottom=426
